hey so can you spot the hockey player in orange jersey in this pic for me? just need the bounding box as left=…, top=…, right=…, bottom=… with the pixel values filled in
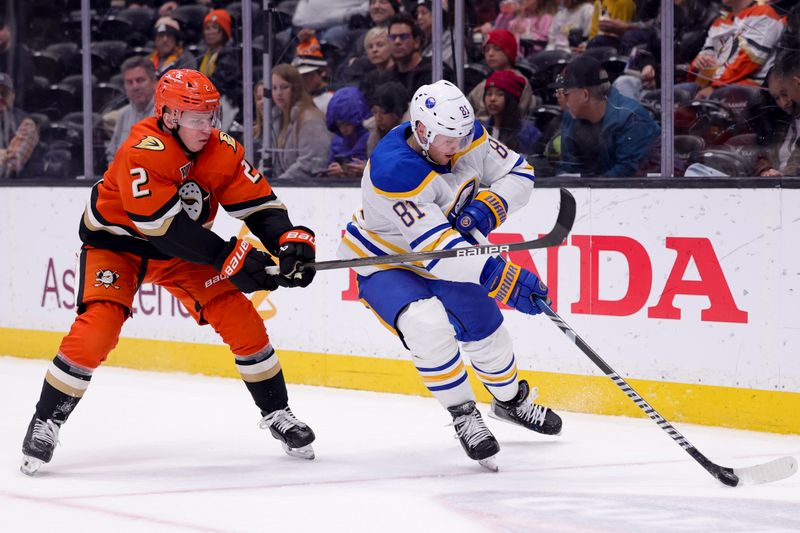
left=21, top=69, right=318, bottom=475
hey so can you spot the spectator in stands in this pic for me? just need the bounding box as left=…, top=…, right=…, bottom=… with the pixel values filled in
left=776, top=49, right=800, bottom=109
left=0, top=73, right=39, bottom=179
left=585, top=0, right=636, bottom=51
left=301, top=0, right=400, bottom=68
left=106, top=56, right=157, bottom=164
left=483, top=70, right=541, bottom=154
left=545, top=0, right=594, bottom=52
left=369, top=0, right=401, bottom=27
left=270, top=64, right=331, bottom=181
left=0, top=15, right=33, bottom=110
left=325, top=87, right=372, bottom=178
left=350, top=27, right=396, bottom=101
left=477, top=0, right=522, bottom=35
left=468, top=29, right=534, bottom=122
left=417, top=0, right=454, bottom=67
left=199, top=9, right=241, bottom=109
left=761, top=61, right=800, bottom=177
left=510, top=0, right=559, bottom=57
left=365, top=81, right=408, bottom=155
left=149, top=16, right=197, bottom=77
left=555, top=55, right=659, bottom=176
left=378, top=13, right=454, bottom=105
left=689, top=0, right=784, bottom=100
left=292, top=56, right=335, bottom=114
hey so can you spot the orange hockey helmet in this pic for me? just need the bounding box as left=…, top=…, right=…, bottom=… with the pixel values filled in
left=154, top=69, right=221, bottom=125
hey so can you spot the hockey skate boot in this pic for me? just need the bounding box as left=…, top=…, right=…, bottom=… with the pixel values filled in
left=489, top=380, right=562, bottom=435
left=448, top=401, right=500, bottom=471
left=21, top=415, right=60, bottom=476
left=259, top=407, right=316, bottom=460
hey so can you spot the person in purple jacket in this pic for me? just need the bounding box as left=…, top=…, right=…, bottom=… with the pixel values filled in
left=325, top=86, right=373, bottom=178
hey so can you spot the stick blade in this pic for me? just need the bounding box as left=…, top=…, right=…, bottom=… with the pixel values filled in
left=555, top=188, right=577, bottom=237
left=733, top=456, right=798, bottom=486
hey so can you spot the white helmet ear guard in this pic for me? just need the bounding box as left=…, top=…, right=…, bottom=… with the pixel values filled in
left=410, top=80, right=474, bottom=152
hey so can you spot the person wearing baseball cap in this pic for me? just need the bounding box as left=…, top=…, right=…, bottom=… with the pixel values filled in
left=199, top=9, right=241, bottom=107
left=291, top=56, right=334, bottom=114
left=555, top=55, right=660, bottom=177
left=483, top=70, right=541, bottom=154
left=467, top=29, right=534, bottom=123
left=150, top=16, right=197, bottom=77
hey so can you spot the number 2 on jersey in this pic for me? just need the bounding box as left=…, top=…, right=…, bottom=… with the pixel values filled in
left=393, top=201, right=426, bottom=227
left=130, top=167, right=151, bottom=198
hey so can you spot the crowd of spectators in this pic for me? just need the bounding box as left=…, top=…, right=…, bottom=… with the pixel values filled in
left=3, top=0, right=800, bottom=181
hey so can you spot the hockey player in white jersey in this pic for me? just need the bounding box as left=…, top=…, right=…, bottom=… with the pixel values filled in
left=337, top=80, right=562, bottom=469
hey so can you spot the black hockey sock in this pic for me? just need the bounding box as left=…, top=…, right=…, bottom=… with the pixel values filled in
left=35, top=380, right=81, bottom=425
left=243, top=369, right=289, bottom=415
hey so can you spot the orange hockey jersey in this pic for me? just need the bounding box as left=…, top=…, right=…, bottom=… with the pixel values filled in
left=80, top=117, right=289, bottom=259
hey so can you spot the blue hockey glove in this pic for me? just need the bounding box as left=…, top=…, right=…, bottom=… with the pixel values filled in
left=480, top=256, right=549, bottom=315
left=455, top=191, right=508, bottom=237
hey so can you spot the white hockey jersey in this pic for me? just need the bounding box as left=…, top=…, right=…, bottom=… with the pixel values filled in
left=337, top=120, right=535, bottom=284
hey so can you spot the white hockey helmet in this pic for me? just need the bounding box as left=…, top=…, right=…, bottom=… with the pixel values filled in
left=410, top=80, right=475, bottom=153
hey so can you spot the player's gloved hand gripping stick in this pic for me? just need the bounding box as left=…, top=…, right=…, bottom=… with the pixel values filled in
left=469, top=194, right=797, bottom=488
left=267, top=188, right=576, bottom=274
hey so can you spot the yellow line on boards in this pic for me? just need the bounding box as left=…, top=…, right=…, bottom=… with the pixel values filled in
left=1, top=326, right=798, bottom=434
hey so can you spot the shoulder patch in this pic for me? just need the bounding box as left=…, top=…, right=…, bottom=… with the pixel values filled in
left=133, top=136, right=165, bottom=151
left=218, top=131, right=237, bottom=152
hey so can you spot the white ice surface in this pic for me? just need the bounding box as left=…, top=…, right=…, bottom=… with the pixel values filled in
left=1, top=356, right=799, bottom=533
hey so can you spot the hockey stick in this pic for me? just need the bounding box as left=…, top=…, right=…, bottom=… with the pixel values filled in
left=293, top=187, right=576, bottom=272
left=534, top=299, right=798, bottom=487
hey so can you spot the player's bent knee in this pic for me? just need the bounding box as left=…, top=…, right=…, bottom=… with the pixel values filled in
left=462, top=325, right=513, bottom=366
left=59, top=300, right=127, bottom=368
left=397, top=297, right=458, bottom=359
left=203, top=290, right=268, bottom=356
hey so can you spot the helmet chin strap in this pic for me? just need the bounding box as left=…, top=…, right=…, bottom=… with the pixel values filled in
left=160, top=116, right=199, bottom=157
left=413, top=124, right=439, bottom=164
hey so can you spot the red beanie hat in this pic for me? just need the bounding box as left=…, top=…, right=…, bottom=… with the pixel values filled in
left=205, top=9, right=233, bottom=40
left=485, top=70, right=526, bottom=101
left=484, top=29, right=517, bottom=65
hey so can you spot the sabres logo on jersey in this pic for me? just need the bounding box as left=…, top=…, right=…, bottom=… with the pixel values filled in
left=218, top=131, right=237, bottom=153
left=133, top=136, right=165, bottom=151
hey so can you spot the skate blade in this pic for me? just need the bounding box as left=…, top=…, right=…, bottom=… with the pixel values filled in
left=281, top=442, right=315, bottom=460
left=478, top=456, right=499, bottom=472
left=487, top=409, right=562, bottom=436
left=21, top=456, right=43, bottom=476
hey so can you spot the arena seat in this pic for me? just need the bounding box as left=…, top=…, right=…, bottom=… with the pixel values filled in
left=513, top=59, right=537, bottom=85
left=94, top=82, right=126, bottom=113
left=688, top=148, right=753, bottom=176
left=463, top=63, right=491, bottom=95
left=91, top=40, right=131, bottom=82
left=708, top=84, right=764, bottom=133
left=527, top=49, right=571, bottom=104
left=725, top=132, right=763, bottom=163
left=674, top=134, right=705, bottom=160
left=171, top=4, right=210, bottom=45
left=528, top=105, right=563, bottom=138
left=675, top=99, right=737, bottom=146
left=99, top=7, right=157, bottom=47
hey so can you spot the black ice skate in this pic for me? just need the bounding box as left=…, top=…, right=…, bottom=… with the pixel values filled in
left=259, top=407, right=316, bottom=460
left=447, top=401, right=500, bottom=471
left=489, top=380, right=562, bottom=435
left=21, top=415, right=61, bottom=476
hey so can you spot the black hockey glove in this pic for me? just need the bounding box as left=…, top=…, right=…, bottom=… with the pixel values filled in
left=277, top=226, right=316, bottom=288
left=215, top=238, right=280, bottom=293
